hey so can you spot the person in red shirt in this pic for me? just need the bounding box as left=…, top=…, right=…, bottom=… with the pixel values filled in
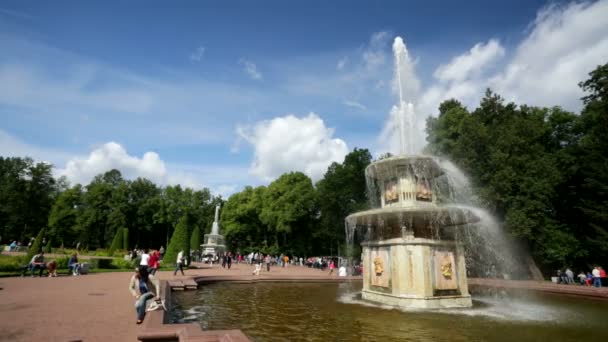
left=148, top=250, right=160, bottom=275
left=600, top=267, right=607, bottom=287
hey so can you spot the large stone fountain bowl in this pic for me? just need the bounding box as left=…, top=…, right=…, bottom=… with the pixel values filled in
left=365, top=155, right=445, bottom=180
left=346, top=205, right=480, bottom=241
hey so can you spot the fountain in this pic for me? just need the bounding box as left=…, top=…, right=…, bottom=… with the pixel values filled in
left=201, top=205, right=226, bottom=256
left=345, top=37, right=480, bottom=309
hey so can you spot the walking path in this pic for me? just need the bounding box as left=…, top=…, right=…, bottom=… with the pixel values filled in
left=1, top=263, right=607, bottom=342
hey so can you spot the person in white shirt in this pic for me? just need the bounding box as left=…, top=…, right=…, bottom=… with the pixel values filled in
left=174, top=250, right=185, bottom=276
left=338, top=265, right=347, bottom=277
left=592, top=267, right=601, bottom=287
left=140, top=249, right=150, bottom=267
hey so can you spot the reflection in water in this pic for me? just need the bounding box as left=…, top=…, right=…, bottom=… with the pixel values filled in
left=171, top=282, right=608, bottom=342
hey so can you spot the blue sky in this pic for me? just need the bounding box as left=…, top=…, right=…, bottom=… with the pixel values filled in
left=1, top=0, right=607, bottom=197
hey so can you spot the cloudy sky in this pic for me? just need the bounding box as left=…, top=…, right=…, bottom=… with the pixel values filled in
left=1, top=0, right=607, bottom=197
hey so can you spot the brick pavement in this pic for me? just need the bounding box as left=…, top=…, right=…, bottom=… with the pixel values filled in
left=1, top=262, right=607, bottom=342
left=0, top=263, right=354, bottom=342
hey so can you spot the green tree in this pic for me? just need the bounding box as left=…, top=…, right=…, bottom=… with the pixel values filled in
left=164, top=216, right=190, bottom=266
left=222, top=186, right=267, bottom=252
left=572, top=63, right=608, bottom=264
left=315, top=148, right=372, bottom=255
left=27, top=228, right=45, bottom=260
left=48, top=184, right=83, bottom=247
left=43, top=237, right=53, bottom=253
left=123, top=228, right=130, bottom=251
left=260, top=172, right=316, bottom=255
left=108, top=228, right=124, bottom=256
left=190, top=226, right=201, bottom=251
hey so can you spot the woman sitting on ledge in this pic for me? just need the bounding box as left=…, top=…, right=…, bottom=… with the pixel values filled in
left=129, top=267, right=160, bottom=324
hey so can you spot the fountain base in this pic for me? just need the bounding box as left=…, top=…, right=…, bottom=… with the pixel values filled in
left=201, top=233, right=226, bottom=256
left=361, top=237, right=472, bottom=309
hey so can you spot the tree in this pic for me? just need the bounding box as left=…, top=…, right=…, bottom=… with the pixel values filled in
left=123, top=228, right=130, bottom=251
left=164, top=216, right=190, bottom=266
left=190, top=226, right=201, bottom=251
left=315, top=148, right=372, bottom=255
left=260, top=172, right=316, bottom=255
left=44, top=237, right=53, bottom=253
left=222, top=186, right=267, bottom=252
left=48, top=185, right=83, bottom=247
left=27, top=228, right=45, bottom=260
left=108, top=228, right=124, bottom=256
left=572, top=63, right=608, bottom=264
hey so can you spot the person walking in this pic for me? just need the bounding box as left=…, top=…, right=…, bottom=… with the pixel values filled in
left=328, top=260, right=336, bottom=275
left=174, top=250, right=185, bottom=276
left=592, top=267, right=602, bottom=287
left=264, top=254, right=271, bottom=272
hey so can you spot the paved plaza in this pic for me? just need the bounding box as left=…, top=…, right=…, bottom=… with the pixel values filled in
left=1, top=263, right=607, bottom=342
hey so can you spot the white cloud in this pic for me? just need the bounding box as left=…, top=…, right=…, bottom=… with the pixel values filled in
left=363, top=31, right=390, bottom=71
left=239, top=59, right=263, bottom=80
left=433, top=39, right=505, bottom=82
left=337, top=56, right=348, bottom=70
left=493, top=1, right=608, bottom=110
left=237, top=113, right=348, bottom=182
left=57, top=142, right=168, bottom=185
left=343, top=100, right=367, bottom=110
left=189, top=46, right=206, bottom=62
left=379, top=1, right=608, bottom=156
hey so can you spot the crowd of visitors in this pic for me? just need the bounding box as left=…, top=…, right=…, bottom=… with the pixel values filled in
left=556, top=266, right=606, bottom=287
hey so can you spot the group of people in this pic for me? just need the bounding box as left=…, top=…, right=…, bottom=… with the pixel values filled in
left=557, top=266, right=606, bottom=287
left=22, top=251, right=83, bottom=277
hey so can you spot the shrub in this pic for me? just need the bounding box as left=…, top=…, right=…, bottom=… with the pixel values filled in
left=111, top=258, right=133, bottom=270
left=27, top=228, right=45, bottom=261
left=43, top=238, right=53, bottom=253
left=108, top=229, right=123, bottom=256
left=123, top=228, right=129, bottom=251
left=89, top=258, right=114, bottom=269
left=164, top=216, right=190, bottom=266
left=190, top=226, right=201, bottom=251
left=54, top=256, right=69, bottom=269
left=0, top=255, right=27, bottom=272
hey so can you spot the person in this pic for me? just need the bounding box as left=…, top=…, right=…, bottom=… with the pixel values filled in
left=30, top=251, right=46, bottom=277
left=174, top=250, right=185, bottom=276
left=46, top=260, right=58, bottom=277
left=264, top=254, right=271, bottom=272
left=128, top=267, right=160, bottom=324
left=577, top=271, right=587, bottom=285
left=592, top=267, right=602, bottom=287
left=226, top=253, right=232, bottom=269
left=565, top=268, right=574, bottom=284
left=252, top=262, right=261, bottom=276
left=140, top=249, right=150, bottom=268
left=159, top=246, right=165, bottom=260
left=338, top=265, right=347, bottom=277
left=600, top=267, right=607, bottom=287
left=68, top=253, right=80, bottom=276
left=148, top=250, right=160, bottom=275
left=328, top=260, right=336, bottom=275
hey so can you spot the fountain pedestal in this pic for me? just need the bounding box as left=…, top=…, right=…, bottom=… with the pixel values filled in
left=201, top=205, right=226, bottom=256
left=361, top=237, right=471, bottom=309
left=347, top=155, right=478, bottom=309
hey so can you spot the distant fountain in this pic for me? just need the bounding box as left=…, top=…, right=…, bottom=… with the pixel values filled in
left=345, top=37, right=480, bottom=309
left=201, top=205, right=226, bottom=256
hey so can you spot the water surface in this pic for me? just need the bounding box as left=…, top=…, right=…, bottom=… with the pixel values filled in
left=171, top=282, right=608, bottom=342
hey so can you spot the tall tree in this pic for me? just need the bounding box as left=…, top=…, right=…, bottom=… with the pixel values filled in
left=315, top=148, right=372, bottom=255
left=164, top=216, right=190, bottom=266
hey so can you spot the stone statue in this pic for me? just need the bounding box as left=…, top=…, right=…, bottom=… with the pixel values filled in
left=373, top=255, right=384, bottom=275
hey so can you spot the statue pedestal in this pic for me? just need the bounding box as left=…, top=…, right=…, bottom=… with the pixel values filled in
left=201, top=234, right=225, bottom=256
left=361, top=237, right=472, bottom=309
